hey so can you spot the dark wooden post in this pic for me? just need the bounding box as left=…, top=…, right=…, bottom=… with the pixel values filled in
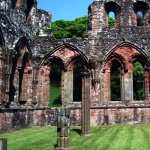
left=81, top=70, right=90, bottom=135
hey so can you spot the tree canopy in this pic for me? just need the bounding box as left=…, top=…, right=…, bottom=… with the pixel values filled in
left=51, top=16, right=88, bottom=39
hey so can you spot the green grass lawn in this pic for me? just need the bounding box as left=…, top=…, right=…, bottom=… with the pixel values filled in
left=1, top=124, right=150, bottom=150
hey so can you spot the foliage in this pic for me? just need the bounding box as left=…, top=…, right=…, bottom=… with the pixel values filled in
left=49, top=62, right=62, bottom=107
left=133, top=61, right=144, bottom=100
left=51, top=16, right=88, bottom=39
left=49, top=84, right=61, bottom=107
left=111, top=61, right=144, bottom=101
left=108, top=16, right=115, bottom=28
left=1, top=124, right=150, bottom=150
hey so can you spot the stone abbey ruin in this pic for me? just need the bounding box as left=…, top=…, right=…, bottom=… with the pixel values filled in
left=0, top=0, right=149, bottom=131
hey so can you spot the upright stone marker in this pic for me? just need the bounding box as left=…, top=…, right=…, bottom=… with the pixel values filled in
left=55, top=108, right=70, bottom=150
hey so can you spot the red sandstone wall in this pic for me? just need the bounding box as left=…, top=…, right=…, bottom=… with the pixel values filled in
left=1, top=107, right=150, bottom=131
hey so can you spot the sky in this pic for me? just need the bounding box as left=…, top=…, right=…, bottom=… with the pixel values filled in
left=37, top=0, right=93, bottom=21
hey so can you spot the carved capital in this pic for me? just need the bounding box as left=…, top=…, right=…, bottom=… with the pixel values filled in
left=81, top=70, right=90, bottom=78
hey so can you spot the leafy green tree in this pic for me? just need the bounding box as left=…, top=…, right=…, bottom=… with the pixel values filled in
left=108, top=16, right=115, bottom=28
left=133, top=61, right=144, bottom=100
left=51, top=16, right=88, bottom=39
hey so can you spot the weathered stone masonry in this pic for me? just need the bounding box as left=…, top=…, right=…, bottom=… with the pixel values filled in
left=0, top=0, right=150, bottom=131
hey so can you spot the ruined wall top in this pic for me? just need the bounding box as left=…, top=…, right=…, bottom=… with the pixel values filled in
left=0, top=0, right=51, bottom=49
left=89, top=0, right=150, bottom=35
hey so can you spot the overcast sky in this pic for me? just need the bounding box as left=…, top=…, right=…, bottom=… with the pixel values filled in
left=37, top=0, right=93, bottom=21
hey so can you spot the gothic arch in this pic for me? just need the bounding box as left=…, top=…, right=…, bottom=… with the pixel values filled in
left=12, top=0, right=37, bottom=17
left=104, top=42, right=149, bottom=65
left=41, top=43, right=88, bottom=69
left=103, top=42, right=149, bottom=102
left=133, top=1, right=149, bottom=26
left=103, top=53, right=127, bottom=73
left=9, top=37, right=32, bottom=105
left=131, top=54, right=149, bottom=68
left=38, top=43, right=89, bottom=106
left=15, top=37, right=31, bottom=55
left=104, top=1, right=121, bottom=27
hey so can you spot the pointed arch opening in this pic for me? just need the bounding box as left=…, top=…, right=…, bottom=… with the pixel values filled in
left=133, top=60, right=144, bottom=100
left=72, top=59, right=84, bottom=102
left=133, top=1, right=149, bottom=26
left=40, top=43, right=89, bottom=107
left=9, top=37, right=31, bottom=105
left=110, top=59, right=123, bottom=101
left=49, top=58, right=64, bottom=107
left=104, top=1, right=121, bottom=28
left=104, top=42, right=149, bottom=102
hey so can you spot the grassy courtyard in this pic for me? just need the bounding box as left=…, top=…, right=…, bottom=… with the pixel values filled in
left=0, top=124, right=150, bottom=150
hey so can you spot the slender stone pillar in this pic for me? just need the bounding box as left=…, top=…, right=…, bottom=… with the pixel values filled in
left=123, top=63, right=133, bottom=101
left=144, top=69, right=150, bottom=101
left=21, top=66, right=33, bottom=106
left=42, top=66, right=50, bottom=107
left=38, top=66, right=50, bottom=107
left=81, top=70, right=90, bottom=135
left=5, top=52, right=12, bottom=105
left=32, top=66, right=39, bottom=105
left=0, top=47, right=5, bottom=106
left=62, top=68, right=73, bottom=105
left=103, top=68, right=111, bottom=101
left=12, top=66, right=20, bottom=106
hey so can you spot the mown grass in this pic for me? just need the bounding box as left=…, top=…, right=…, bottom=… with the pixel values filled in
left=1, top=124, right=150, bottom=150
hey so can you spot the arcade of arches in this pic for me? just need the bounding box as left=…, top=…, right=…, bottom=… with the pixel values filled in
left=5, top=42, right=149, bottom=107
left=0, top=38, right=149, bottom=128
left=34, top=44, right=89, bottom=107
left=103, top=45, right=149, bottom=102
left=0, top=0, right=150, bottom=132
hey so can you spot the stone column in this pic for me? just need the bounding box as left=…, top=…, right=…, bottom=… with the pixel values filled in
left=123, top=63, right=133, bottom=101
left=81, top=71, right=90, bottom=135
left=38, top=66, right=50, bottom=107
left=5, top=52, right=12, bottom=105
left=144, top=69, right=150, bottom=101
left=0, top=48, right=5, bottom=106
left=62, top=68, right=73, bottom=105
left=20, top=66, right=33, bottom=106
left=103, top=68, right=111, bottom=101
left=12, top=66, right=20, bottom=106
left=42, top=66, right=50, bottom=107
left=32, top=66, right=39, bottom=105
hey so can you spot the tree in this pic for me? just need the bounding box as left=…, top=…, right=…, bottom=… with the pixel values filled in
left=108, top=16, right=115, bottom=28
left=51, top=16, right=88, bottom=39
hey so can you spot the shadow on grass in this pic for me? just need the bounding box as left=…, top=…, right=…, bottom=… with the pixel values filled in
left=71, top=128, right=82, bottom=135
